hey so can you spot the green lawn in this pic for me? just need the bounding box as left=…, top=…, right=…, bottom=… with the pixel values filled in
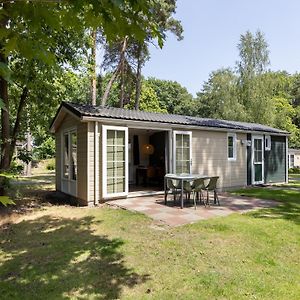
left=0, top=180, right=299, bottom=299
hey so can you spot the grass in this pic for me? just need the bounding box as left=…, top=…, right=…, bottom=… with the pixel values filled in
left=0, top=174, right=299, bottom=299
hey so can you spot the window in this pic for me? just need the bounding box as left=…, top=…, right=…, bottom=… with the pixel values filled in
left=227, top=133, right=236, bottom=160
left=174, top=132, right=192, bottom=174
left=290, top=154, right=295, bottom=168
left=62, top=130, right=77, bottom=181
left=102, top=125, right=128, bottom=198
left=265, top=135, right=271, bottom=151
left=63, top=133, right=69, bottom=178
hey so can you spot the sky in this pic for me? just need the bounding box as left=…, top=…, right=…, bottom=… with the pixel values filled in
left=142, top=0, right=300, bottom=96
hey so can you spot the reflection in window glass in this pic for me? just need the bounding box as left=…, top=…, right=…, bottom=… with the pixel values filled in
left=63, top=131, right=77, bottom=180
left=63, top=134, right=69, bottom=178
left=71, top=132, right=77, bottom=180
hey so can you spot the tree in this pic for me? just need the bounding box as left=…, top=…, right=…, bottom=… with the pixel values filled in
left=236, top=30, right=271, bottom=122
left=146, top=77, right=194, bottom=115
left=0, top=0, right=166, bottom=171
left=100, top=0, right=183, bottom=109
left=195, top=68, right=246, bottom=120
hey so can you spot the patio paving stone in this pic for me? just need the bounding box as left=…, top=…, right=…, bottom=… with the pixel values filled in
left=107, top=194, right=278, bottom=227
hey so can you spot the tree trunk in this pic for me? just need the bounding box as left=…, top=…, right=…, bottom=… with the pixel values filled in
left=119, top=37, right=128, bottom=108
left=9, top=86, right=28, bottom=164
left=101, top=68, right=120, bottom=106
left=102, top=37, right=128, bottom=107
left=135, top=43, right=143, bottom=110
left=25, top=127, right=32, bottom=177
left=91, top=30, right=97, bottom=106
left=0, top=7, right=9, bottom=171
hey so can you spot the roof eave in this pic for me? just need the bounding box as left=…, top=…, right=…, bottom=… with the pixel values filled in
left=80, top=115, right=289, bottom=136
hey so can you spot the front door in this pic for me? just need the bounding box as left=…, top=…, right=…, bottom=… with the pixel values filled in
left=173, top=131, right=192, bottom=174
left=252, top=135, right=264, bottom=184
left=102, top=125, right=128, bottom=198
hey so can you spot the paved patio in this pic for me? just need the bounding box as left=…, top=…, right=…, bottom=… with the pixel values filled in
left=107, top=194, right=278, bottom=227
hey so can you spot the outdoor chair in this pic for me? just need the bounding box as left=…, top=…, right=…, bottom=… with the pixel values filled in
left=183, top=181, right=196, bottom=209
left=166, top=179, right=181, bottom=204
left=191, top=178, right=206, bottom=206
left=204, top=176, right=220, bottom=206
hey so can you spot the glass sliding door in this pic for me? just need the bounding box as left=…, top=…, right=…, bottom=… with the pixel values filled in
left=103, top=126, right=128, bottom=197
left=252, top=136, right=264, bottom=184
left=173, top=131, right=192, bottom=174
left=61, top=129, right=77, bottom=196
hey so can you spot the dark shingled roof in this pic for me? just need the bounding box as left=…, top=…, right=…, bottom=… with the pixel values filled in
left=61, top=101, right=289, bottom=135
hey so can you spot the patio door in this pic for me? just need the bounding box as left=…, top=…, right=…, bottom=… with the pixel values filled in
left=252, top=135, right=264, bottom=184
left=102, top=125, right=128, bottom=198
left=173, top=131, right=192, bottom=174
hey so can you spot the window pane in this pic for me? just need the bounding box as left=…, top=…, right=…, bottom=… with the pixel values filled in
left=228, top=136, right=233, bottom=147
left=182, top=161, right=190, bottom=174
left=254, top=164, right=262, bottom=182
left=182, top=135, right=190, bottom=147
left=176, top=135, right=182, bottom=147
left=116, top=146, right=125, bottom=161
left=228, top=147, right=233, bottom=158
left=116, top=131, right=125, bottom=145
left=182, top=147, right=190, bottom=160
left=107, top=130, right=115, bottom=145
left=63, top=134, right=69, bottom=178
left=107, top=146, right=114, bottom=161
left=107, top=161, right=114, bottom=177
left=107, top=178, right=114, bottom=193
left=71, top=132, right=77, bottom=180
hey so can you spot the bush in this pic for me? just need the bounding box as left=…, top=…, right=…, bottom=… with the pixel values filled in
left=34, top=136, right=55, bottom=160
left=289, top=167, right=300, bottom=174
left=46, top=159, right=55, bottom=171
left=10, top=161, right=24, bottom=175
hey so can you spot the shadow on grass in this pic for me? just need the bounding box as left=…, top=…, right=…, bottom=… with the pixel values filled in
left=236, top=189, right=300, bottom=225
left=0, top=215, right=149, bottom=299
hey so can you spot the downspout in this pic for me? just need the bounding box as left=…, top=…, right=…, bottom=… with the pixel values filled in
left=94, top=121, right=99, bottom=205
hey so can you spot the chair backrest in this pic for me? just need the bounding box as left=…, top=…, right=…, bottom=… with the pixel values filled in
left=183, top=180, right=192, bottom=192
left=206, top=176, right=219, bottom=190
left=193, top=178, right=205, bottom=191
left=167, top=179, right=178, bottom=189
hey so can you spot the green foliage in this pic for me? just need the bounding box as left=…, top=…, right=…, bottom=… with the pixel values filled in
left=17, top=149, right=32, bottom=165
left=0, top=196, right=15, bottom=207
left=125, top=82, right=167, bottom=113
left=289, top=167, right=300, bottom=174
left=46, top=160, right=55, bottom=171
left=34, top=136, right=56, bottom=160
left=146, top=77, right=194, bottom=115
left=9, top=161, right=24, bottom=175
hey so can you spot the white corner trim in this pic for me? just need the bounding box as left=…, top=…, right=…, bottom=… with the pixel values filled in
left=94, top=121, right=99, bottom=205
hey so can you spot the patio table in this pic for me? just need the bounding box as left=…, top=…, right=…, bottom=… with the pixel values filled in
left=164, top=173, right=211, bottom=209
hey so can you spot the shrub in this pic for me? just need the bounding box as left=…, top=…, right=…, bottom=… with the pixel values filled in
left=34, top=136, right=55, bottom=160
left=46, top=159, right=55, bottom=171
left=10, top=161, right=24, bottom=175
left=289, top=167, right=300, bottom=174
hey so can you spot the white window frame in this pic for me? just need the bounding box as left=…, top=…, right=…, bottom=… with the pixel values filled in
left=227, top=133, right=237, bottom=161
left=173, top=130, right=192, bottom=174
left=265, top=135, right=271, bottom=151
left=61, top=127, right=77, bottom=182
left=102, top=125, right=128, bottom=198
left=61, top=127, right=77, bottom=197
